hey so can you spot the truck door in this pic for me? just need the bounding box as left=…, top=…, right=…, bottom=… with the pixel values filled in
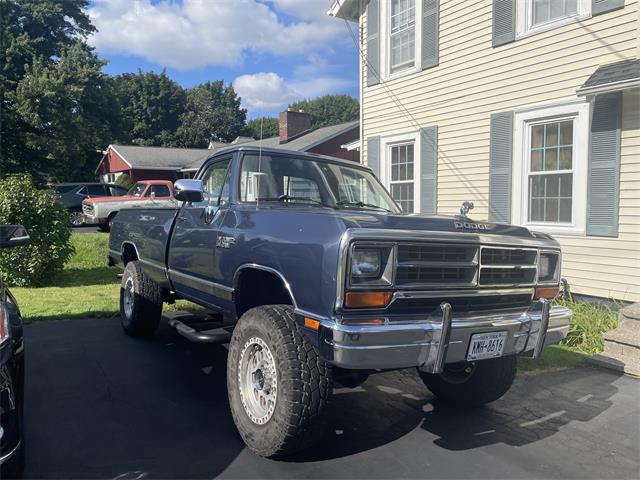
left=167, top=158, right=232, bottom=307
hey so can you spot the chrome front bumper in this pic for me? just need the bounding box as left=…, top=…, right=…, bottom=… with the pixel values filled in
left=317, top=300, right=572, bottom=372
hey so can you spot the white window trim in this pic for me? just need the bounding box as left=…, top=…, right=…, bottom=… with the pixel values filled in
left=516, top=0, right=591, bottom=40
left=512, top=99, right=590, bottom=236
left=380, top=0, right=422, bottom=81
left=380, top=131, right=421, bottom=213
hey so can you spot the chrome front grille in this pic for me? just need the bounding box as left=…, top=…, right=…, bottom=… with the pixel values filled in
left=479, top=247, right=538, bottom=286
left=82, top=203, right=94, bottom=215
left=394, top=243, right=539, bottom=288
left=396, top=243, right=478, bottom=287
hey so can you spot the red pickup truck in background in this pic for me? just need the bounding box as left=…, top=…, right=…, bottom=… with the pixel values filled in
left=83, top=180, right=177, bottom=231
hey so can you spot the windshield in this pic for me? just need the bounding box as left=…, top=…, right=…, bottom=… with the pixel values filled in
left=127, top=183, right=147, bottom=197
left=239, top=154, right=400, bottom=213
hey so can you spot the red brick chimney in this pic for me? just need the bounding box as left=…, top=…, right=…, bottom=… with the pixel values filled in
left=279, top=108, right=311, bottom=143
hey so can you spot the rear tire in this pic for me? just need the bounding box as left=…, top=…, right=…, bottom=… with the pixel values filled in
left=119, top=261, right=162, bottom=337
left=227, top=305, right=332, bottom=458
left=418, top=355, right=517, bottom=407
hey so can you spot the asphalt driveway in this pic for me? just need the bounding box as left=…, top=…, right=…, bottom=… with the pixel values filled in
left=24, top=317, right=639, bottom=479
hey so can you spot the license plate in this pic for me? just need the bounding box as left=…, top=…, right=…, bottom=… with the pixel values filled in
left=467, top=331, right=507, bottom=361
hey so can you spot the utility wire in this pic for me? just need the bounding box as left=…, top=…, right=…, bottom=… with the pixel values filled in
left=342, top=13, right=497, bottom=218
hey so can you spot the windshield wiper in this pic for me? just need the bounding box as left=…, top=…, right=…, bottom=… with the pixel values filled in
left=257, top=195, right=329, bottom=207
left=336, top=200, right=392, bottom=212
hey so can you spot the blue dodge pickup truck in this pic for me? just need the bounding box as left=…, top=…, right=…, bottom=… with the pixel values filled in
left=109, top=146, right=572, bottom=458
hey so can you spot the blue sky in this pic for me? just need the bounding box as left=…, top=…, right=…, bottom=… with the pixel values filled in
left=88, top=0, right=359, bottom=118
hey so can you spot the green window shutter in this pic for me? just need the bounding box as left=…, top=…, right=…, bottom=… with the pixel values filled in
left=592, top=0, right=625, bottom=16
left=367, top=136, right=381, bottom=178
left=587, top=92, right=622, bottom=237
left=420, top=126, right=438, bottom=214
left=488, top=112, right=514, bottom=223
left=422, top=0, right=440, bottom=69
left=366, top=0, right=380, bottom=87
left=492, top=0, right=515, bottom=47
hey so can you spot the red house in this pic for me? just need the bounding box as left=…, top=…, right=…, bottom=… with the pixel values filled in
left=96, top=110, right=360, bottom=182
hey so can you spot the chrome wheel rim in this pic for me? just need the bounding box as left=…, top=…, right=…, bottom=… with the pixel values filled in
left=238, top=337, right=278, bottom=425
left=123, top=277, right=134, bottom=318
left=69, top=211, right=83, bottom=226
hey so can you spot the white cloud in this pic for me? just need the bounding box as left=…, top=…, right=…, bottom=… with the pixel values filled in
left=233, top=58, right=354, bottom=114
left=233, top=72, right=299, bottom=111
left=89, top=0, right=347, bottom=70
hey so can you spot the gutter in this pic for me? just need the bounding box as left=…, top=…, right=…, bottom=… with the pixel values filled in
left=577, top=78, right=640, bottom=96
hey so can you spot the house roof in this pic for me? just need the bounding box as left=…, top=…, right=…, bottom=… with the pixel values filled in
left=108, top=144, right=213, bottom=170
left=183, top=120, right=359, bottom=170
left=577, top=59, right=640, bottom=96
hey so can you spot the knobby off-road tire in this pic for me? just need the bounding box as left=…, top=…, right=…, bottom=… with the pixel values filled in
left=120, top=261, right=162, bottom=337
left=227, top=305, right=332, bottom=458
left=418, top=355, right=517, bottom=407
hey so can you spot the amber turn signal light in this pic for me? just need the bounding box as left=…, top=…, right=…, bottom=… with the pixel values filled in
left=304, top=317, right=320, bottom=330
left=344, top=291, right=393, bottom=309
left=534, top=286, right=560, bottom=300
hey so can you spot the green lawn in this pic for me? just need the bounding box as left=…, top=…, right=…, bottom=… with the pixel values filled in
left=12, top=232, right=196, bottom=322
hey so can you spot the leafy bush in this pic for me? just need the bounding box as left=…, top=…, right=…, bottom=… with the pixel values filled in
left=0, top=175, right=74, bottom=286
left=114, top=173, right=134, bottom=190
left=560, top=298, right=618, bottom=354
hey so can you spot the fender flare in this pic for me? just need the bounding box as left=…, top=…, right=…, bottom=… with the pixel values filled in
left=232, top=263, right=298, bottom=309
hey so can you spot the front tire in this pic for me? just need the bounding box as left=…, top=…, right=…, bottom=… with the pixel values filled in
left=119, top=261, right=162, bottom=337
left=69, top=209, right=84, bottom=227
left=227, top=305, right=332, bottom=458
left=418, top=355, right=517, bottom=407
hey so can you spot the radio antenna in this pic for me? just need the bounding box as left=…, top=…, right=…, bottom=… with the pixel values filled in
left=256, top=112, right=264, bottom=209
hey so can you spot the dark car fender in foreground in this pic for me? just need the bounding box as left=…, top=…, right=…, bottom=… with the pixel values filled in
left=0, top=225, right=29, bottom=478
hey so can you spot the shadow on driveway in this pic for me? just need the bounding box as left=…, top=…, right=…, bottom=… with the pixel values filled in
left=23, top=316, right=638, bottom=479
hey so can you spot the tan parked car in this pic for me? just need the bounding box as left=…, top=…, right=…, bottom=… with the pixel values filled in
left=83, top=180, right=178, bottom=231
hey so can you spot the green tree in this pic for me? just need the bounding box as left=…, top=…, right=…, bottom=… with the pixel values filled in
left=0, top=175, right=74, bottom=286
left=114, top=173, right=134, bottom=190
left=177, top=81, right=247, bottom=147
left=289, top=94, right=359, bottom=129
left=113, top=70, right=186, bottom=147
left=0, top=0, right=103, bottom=180
left=14, top=42, right=120, bottom=180
left=246, top=117, right=279, bottom=140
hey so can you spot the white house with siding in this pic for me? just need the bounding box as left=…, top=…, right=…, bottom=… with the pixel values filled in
left=329, top=0, right=640, bottom=302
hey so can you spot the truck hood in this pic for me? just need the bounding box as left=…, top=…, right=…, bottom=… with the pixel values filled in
left=329, top=209, right=553, bottom=241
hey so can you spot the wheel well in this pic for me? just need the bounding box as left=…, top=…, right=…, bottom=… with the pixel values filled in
left=122, top=243, right=139, bottom=265
left=234, top=268, right=294, bottom=318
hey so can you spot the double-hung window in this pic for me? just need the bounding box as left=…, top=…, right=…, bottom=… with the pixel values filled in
left=389, top=0, right=416, bottom=73
left=527, top=120, right=573, bottom=223
left=389, top=142, right=415, bottom=213
left=512, top=100, right=589, bottom=235
left=516, top=0, right=590, bottom=38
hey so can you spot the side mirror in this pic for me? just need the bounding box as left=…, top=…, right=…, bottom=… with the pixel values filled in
left=150, top=191, right=156, bottom=200
left=174, top=179, right=204, bottom=203
left=0, top=225, right=30, bottom=248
